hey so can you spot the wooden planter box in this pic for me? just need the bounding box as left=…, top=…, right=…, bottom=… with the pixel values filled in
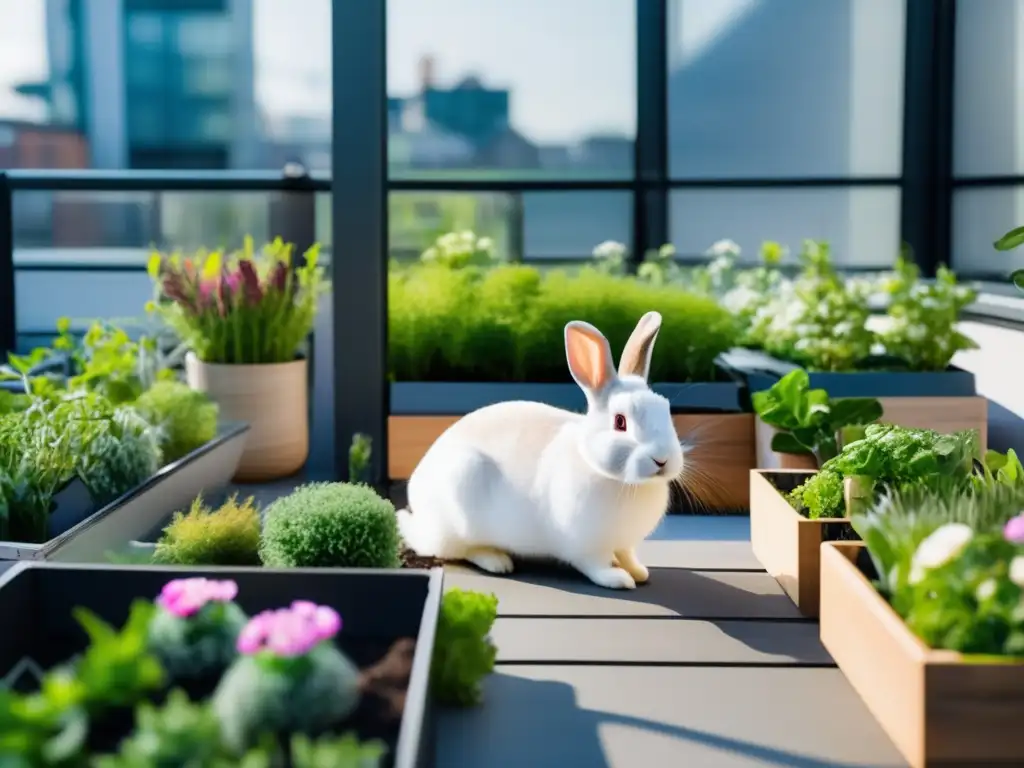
left=0, top=423, right=250, bottom=562
left=749, top=469, right=856, bottom=617
left=820, top=542, right=1024, bottom=767
left=754, top=396, right=989, bottom=470
left=0, top=562, right=442, bottom=768
left=389, top=381, right=755, bottom=512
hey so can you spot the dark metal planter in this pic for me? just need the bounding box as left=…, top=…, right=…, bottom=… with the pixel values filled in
left=390, top=377, right=745, bottom=416
left=0, top=562, right=442, bottom=768
left=0, top=422, right=251, bottom=562
left=718, top=348, right=976, bottom=398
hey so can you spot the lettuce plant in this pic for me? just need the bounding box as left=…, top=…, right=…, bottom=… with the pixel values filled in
left=752, top=369, right=882, bottom=466
left=431, top=589, right=499, bottom=707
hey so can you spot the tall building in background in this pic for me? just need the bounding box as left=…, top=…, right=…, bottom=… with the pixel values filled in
left=19, top=0, right=258, bottom=169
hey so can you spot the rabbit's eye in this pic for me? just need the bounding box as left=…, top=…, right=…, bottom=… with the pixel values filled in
left=613, top=414, right=627, bottom=432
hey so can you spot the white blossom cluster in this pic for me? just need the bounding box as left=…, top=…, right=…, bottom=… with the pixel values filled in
left=421, top=230, right=496, bottom=268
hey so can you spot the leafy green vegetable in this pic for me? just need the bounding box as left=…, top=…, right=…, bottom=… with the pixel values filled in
left=290, top=732, right=387, bottom=768
left=752, top=369, right=882, bottom=466
left=974, top=448, right=1024, bottom=492
left=431, top=588, right=499, bottom=707
left=133, top=381, right=218, bottom=463
left=348, top=433, right=373, bottom=484
left=788, top=424, right=980, bottom=519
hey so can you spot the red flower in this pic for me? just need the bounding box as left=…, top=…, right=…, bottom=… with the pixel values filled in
left=269, top=261, right=288, bottom=293
left=161, top=274, right=196, bottom=313
left=237, top=259, right=263, bottom=306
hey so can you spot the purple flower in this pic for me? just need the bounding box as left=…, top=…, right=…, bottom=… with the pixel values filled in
left=236, top=601, right=342, bottom=658
left=1004, top=514, right=1024, bottom=544
left=237, top=259, right=263, bottom=306
left=157, top=578, right=239, bottom=618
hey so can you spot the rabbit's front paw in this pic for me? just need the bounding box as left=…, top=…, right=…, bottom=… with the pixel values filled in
left=614, top=548, right=650, bottom=584
left=465, top=547, right=515, bottom=575
left=573, top=559, right=637, bottom=590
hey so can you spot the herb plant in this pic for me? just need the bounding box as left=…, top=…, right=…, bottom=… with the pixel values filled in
left=993, top=226, right=1024, bottom=291
left=148, top=237, right=329, bottom=365
left=348, top=433, right=372, bottom=484
left=133, top=381, right=219, bottom=463
left=788, top=424, right=979, bottom=519
left=259, top=483, right=402, bottom=568
left=878, top=256, right=977, bottom=371
left=852, top=485, right=1024, bottom=656
left=752, top=369, right=882, bottom=466
left=431, top=588, right=499, bottom=707
left=152, top=494, right=262, bottom=567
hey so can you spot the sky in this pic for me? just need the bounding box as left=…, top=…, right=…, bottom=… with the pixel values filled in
left=0, top=0, right=754, bottom=144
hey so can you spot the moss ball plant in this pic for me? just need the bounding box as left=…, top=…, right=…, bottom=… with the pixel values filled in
left=134, top=381, right=219, bottom=463
left=259, top=483, right=401, bottom=568
left=153, top=494, right=261, bottom=566
left=388, top=263, right=738, bottom=383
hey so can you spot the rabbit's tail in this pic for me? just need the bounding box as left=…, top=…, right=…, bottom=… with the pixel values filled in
left=397, top=506, right=455, bottom=557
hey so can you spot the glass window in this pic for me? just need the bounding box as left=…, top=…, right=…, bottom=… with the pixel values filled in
left=953, top=0, right=1024, bottom=177
left=952, top=188, right=1024, bottom=276
left=387, top=0, right=637, bottom=180
left=669, top=187, right=901, bottom=267
left=387, top=191, right=632, bottom=261
left=183, top=58, right=234, bottom=96
left=127, top=13, right=166, bottom=47
left=175, top=15, right=235, bottom=55
left=667, top=0, right=905, bottom=179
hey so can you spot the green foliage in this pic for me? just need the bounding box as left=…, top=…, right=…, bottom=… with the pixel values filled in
left=148, top=237, right=330, bottom=365
left=389, top=263, right=738, bottom=384
left=994, top=225, right=1024, bottom=291
left=878, top=256, right=978, bottom=371
left=90, top=690, right=230, bottom=768
left=636, top=243, right=682, bottom=286
left=752, top=370, right=883, bottom=466
left=974, top=448, right=1024, bottom=492
left=290, top=732, right=387, bottom=768
left=212, top=643, right=361, bottom=754
left=420, top=230, right=498, bottom=269
left=348, top=433, right=373, bottom=484
left=0, top=392, right=162, bottom=542
left=431, top=589, right=499, bottom=707
left=259, top=483, right=401, bottom=568
left=750, top=240, right=879, bottom=371
left=852, top=484, right=1024, bottom=656
left=152, top=494, right=262, bottom=567
left=133, top=381, right=218, bottom=463
left=147, top=599, right=248, bottom=682
left=789, top=424, right=980, bottom=519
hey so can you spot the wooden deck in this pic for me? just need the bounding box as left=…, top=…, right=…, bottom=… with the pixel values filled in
left=438, top=516, right=907, bottom=768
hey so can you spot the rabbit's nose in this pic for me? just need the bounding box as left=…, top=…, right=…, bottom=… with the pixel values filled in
left=652, top=458, right=667, bottom=468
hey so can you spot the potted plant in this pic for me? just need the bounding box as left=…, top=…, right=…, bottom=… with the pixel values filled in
left=147, top=237, right=329, bottom=481
left=751, top=414, right=979, bottom=617
left=820, top=482, right=1024, bottom=767
left=388, top=233, right=753, bottom=511
left=720, top=242, right=986, bottom=440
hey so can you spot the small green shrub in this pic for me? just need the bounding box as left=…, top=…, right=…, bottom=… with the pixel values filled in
left=153, top=494, right=262, bottom=566
left=259, top=483, right=401, bottom=568
left=431, top=588, right=499, bottom=707
left=134, top=381, right=219, bottom=463
left=388, top=263, right=737, bottom=383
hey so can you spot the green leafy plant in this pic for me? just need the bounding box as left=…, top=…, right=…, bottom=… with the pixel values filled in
left=420, top=230, right=497, bottom=269
left=789, top=424, right=980, bottom=519
left=975, top=449, right=1024, bottom=491
left=152, top=494, right=262, bottom=567
left=993, top=226, right=1024, bottom=291
left=290, top=732, right=387, bottom=768
left=148, top=237, right=330, bottom=365
left=431, top=589, right=499, bottom=707
left=752, top=369, right=883, bottom=466
left=389, top=263, right=738, bottom=384
left=133, top=381, right=219, bottom=463
left=259, top=483, right=401, bottom=568
left=878, top=256, right=978, bottom=371
left=348, top=433, right=372, bottom=484
left=636, top=243, right=682, bottom=286
left=852, top=485, right=1024, bottom=656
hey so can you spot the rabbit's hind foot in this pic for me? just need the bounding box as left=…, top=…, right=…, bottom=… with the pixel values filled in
left=465, top=547, right=515, bottom=575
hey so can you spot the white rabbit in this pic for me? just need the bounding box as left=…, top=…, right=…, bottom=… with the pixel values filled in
left=397, top=311, right=685, bottom=590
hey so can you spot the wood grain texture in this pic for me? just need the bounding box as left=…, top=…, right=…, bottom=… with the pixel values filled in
left=749, top=470, right=841, bottom=617
left=820, top=542, right=1024, bottom=767
left=387, top=413, right=756, bottom=511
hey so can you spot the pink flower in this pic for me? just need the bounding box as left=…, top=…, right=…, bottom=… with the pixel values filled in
left=235, top=601, right=342, bottom=658
left=1005, top=514, right=1024, bottom=544
left=157, top=578, right=239, bottom=618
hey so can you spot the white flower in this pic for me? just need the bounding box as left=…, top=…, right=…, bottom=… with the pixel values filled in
left=421, top=247, right=438, bottom=262
left=592, top=240, right=627, bottom=259
left=476, top=236, right=494, bottom=253
left=908, top=523, right=973, bottom=585
left=976, top=578, right=997, bottom=602
left=720, top=286, right=761, bottom=314
left=1010, top=556, right=1024, bottom=588
left=707, top=239, right=740, bottom=258
left=834, top=321, right=853, bottom=337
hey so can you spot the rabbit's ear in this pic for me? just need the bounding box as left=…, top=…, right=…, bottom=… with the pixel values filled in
left=565, top=321, right=616, bottom=394
left=618, top=311, right=662, bottom=381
